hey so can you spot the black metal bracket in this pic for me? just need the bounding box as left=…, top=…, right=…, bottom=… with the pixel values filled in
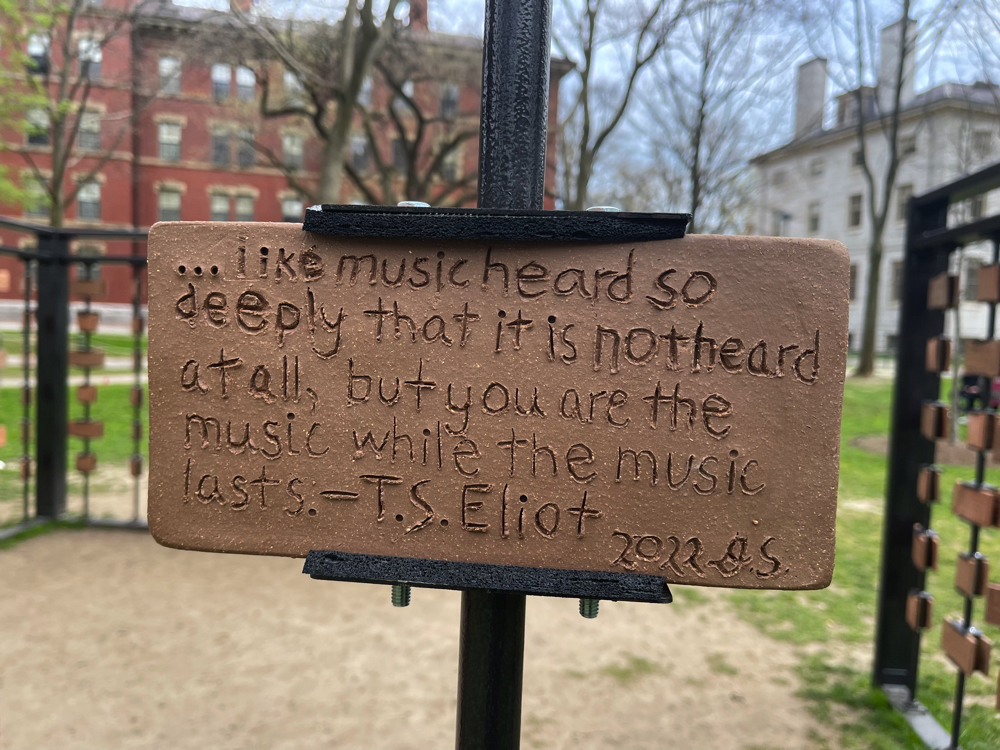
left=303, top=204, right=689, bottom=243
left=304, top=550, right=672, bottom=604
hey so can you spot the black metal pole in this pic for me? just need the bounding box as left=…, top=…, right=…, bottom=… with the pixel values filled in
left=455, top=2, right=552, bottom=749
left=34, top=231, right=70, bottom=518
left=872, top=196, right=949, bottom=696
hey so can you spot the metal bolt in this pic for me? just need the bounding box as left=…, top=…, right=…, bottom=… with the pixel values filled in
left=397, top=200, right=431, bottom=208
left=392, top=583, right=411, bottom=607
left=579, top=598, right=599, bottom=618
left=585, top=205, right=621, bottom=212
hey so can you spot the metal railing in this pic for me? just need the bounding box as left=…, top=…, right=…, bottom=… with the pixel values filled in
left=874, top=160, right=1000, bottom=749
left=0, top=216, right=148, bottom=539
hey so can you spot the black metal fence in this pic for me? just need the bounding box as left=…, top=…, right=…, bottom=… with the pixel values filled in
left=875, top=161, right=1000, bottom=748
left=0, top=216, right=148, bottom=539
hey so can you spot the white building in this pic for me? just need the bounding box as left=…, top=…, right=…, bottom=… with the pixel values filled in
left=752, top=22, right=1000, bottom=353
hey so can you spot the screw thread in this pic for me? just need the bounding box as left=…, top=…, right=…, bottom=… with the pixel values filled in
left=579, top=598, right=599, bottom=618
left=392, top=583, right=411, bottom=607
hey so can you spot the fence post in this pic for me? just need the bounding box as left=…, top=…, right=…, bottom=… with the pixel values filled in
left=454, top=1, right=552, bottom=748
left=872, top=196, right=950, bottom=695
left=34, top=230, right=70, bottom=519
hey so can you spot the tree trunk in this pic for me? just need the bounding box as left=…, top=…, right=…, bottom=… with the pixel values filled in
left=857, top=234, right=884, bottom=376
left=317, top=110, right=354, bottom=204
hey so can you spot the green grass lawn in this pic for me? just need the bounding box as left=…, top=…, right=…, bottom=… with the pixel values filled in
left=733, top=378, right=1000, bottom=750
left=0, top=383, right=147, bottom=505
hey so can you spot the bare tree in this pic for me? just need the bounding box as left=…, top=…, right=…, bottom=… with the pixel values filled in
left=342, top=44, right=480, bottom=206
left=1, top=0, right=155, bottom=227
left=954, top=0, right=1000, bottom=127
left=229, top=0, right=401, bottom=204
left=794, top=0, right=961, bottom=376
left=641, top=0, right=794, bottom=233
left=553, top=0, right=687, bottom=211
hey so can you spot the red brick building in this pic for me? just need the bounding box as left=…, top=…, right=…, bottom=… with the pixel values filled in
left=0, top=0, right=567, bottom=309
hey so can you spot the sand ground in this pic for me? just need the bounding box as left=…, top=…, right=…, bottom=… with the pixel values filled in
left=0, top=529, right=823, bottom=750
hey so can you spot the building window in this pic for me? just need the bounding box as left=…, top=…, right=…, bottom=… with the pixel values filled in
left=393, top=138, right=407, bottom=171
left=282, top=133, right=303, bottom=169
left=849, top=264, right=858, bottom=301
left=885, top=334, right=898, bottom=353
left=75, top=245, right=103, bottom=281
left=441, top=83, right=459, bottom=118
left=158, top=189, right=181, bottom=222
left=235, top=195, right=254, bottom=222
left=351, top=134, right=369, bottom=172
left=212, top=132, right=230, bottom=166
left=393, top=80, right=414, bottom=110
left=77, top=181, right=101, bottom=220
left=971, top=195, right=985, bottom=220
left=848, top=194, right=863, bottom=228
left=851, top=149, right=863, bottom=167
left=358, top=75, right=373, bottom=107
left=158, top=122, right=181, bottom=162
left=212, top=64, right=231, bottom=101
left=890, top=259, right=903, bottom=302
left=771, top=169, right=785, bottom=186
left=210, top=194, right=230, bottom=222
left=809, top=158, right=824, bottom=177
left=26, top=109, right=49, bottom=146
left=284, top=70, right=304, bottom=105
left=848, top=332, right=855, bottom=351
left=807, top=201, right=821, bottom=235
left=78, top=39, right=101, bottom=81
left=281, top=197, right=303, bottom=222
left=159, top=56, right=181, bottom=94
left=236, top=66, right=255, bottom=101
left=973, top=131, right=992, bottom=159
left=442, top=148, right=460, bottom=182
left=771, top=210, right=787, bottom=237
left=896, top=183, right=913, bottom=221
left=24, top=177, right=48, bottom=218
left=237, top=129, right=255, bottom=168
left=27, top=34, right=49, bottom=75
left=900, top=135, right=916, bottom=155
left=78, top=112, right=101, bottom=151
left=964, top=259, right=982, bottom=301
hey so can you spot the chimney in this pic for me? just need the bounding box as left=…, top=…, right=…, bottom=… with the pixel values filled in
left=408, top=0, right=428, bottom=30
left=795, top=58, right=827, bottom=137
left=878, top=18, right=916, bottom=114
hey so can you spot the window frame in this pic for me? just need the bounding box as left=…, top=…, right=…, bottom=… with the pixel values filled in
left=212, top=131, right=231, bottom=166
left=281, top=197, right=303, bottom=222
left=441, top=83, right=459, bottom=118
left=78, top=111, right=101, bottom=151
left=235, top=195, right=254, bottom=222
left=236, top=66, right=255, bottom=101
left=77, top=181, right=102, bottom=221
left=27, top=34, right=50, bottom=76
left=159, top=56, right=181, bottom=94
left=848, top=193, right=863, bottom=228
left=211, top=63, right=232, bottom=101
left=26, top=108, right=50, bottom=146
left=158, top=189, right=182, bottom=222
left=78, top=38, right=102, bottom=81
left=282, top=133, right=304, bottom=169
left=158, top=122, right=182, bottom=162
left=210, top=193, right=231, bottom=222
left=807, top=200, right=821, bottom=235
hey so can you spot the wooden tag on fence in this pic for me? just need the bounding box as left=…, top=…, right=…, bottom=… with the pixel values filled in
left=942, top=618, right=992, bottom=675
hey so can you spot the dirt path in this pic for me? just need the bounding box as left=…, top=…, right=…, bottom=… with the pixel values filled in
left=0, top=530, right=822, bottom=750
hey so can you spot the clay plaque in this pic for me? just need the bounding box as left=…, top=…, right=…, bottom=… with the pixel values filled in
left=147, top=223, right=849, bottom=590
